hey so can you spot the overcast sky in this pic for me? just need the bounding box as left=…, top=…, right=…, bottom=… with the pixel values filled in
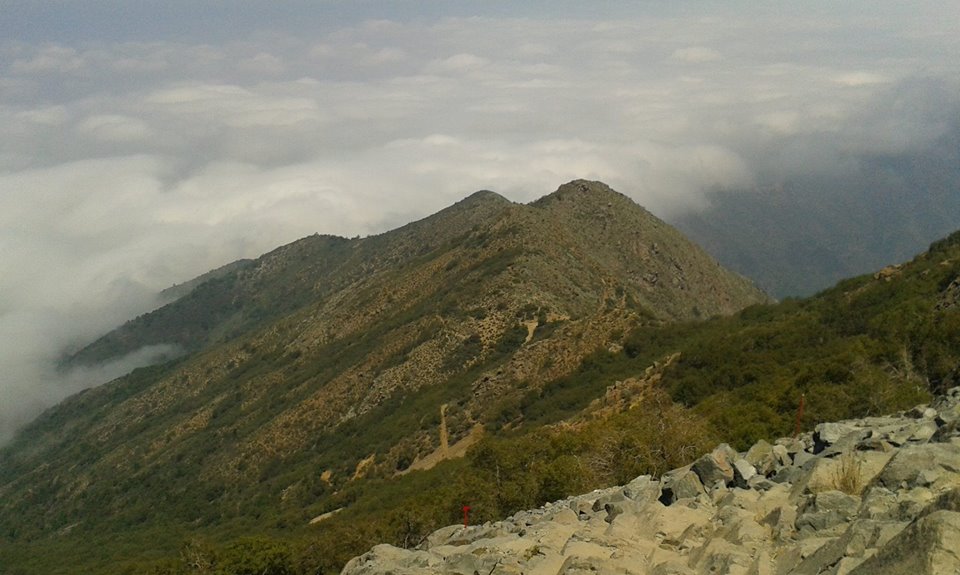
left=1, top=1, right=958, bottom=445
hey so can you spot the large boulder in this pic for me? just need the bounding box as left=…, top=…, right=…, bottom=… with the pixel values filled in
left=692, top=444, right=738, bottom=487
left=848, top=510, right=960, bottom=575
left=623, top=475, right=663, bottom=504
left=744, top=439, right=778, bottom=477
left=814, top=422, right=860, bottom=453
left=660, top=469, right=706, bottom=504
left=732, top=458, right=757, bottom=488
left=795, top=490, right=861, bottom=536
left=873, top=443, right=960, bottom=490
left=791, top=519, right=907, bottom=575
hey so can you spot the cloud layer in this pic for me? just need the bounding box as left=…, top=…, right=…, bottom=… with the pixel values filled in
left=1, top=3, right=959, bottom=444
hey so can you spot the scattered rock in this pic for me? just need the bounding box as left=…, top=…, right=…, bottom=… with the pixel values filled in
left=847, top=511, right=960, bottom=575
left=815, top=422, right=856, bottom=446
left=795, top=490, right=860, bottom=535
left=692, top=443, right=737, bottom=487
left=745, top=439, right=777, bottom=476
left=623, top=475, right=662, bottom=504
left=732, top=458, right=757, bottom=488
left=874, top=443, right=960, bottom=490
left=661, top=469, right=706, bottom=504
left=341, top=387, right=960, bottom=575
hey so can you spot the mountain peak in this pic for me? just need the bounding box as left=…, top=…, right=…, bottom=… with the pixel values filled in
left=461, top=189, right=511, bottom=205
left=0, top=178, right=771, bottom=574
left=556, top=179, right=618, bottom=196
left=532, top=179, right=638, bottom=210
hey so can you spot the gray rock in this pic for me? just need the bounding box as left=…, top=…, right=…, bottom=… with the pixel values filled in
left=623, top=474, right=662, bottom=504
left=908, top=420, right=939, bottom=443
left=856, top=435, right=894, bottom=452
left=732, top=459, right=757, bottom=488
left=934, top=400, right=960, bottom=425
left=591, top=490, right=627, bottom=513
left=796, top=490, right=861, bottom=535
left=340, top=390, right=960, bottom=575
left=859, top=487, right=899, bottom=521
left=931, top=419, right=960, bottom=443
left=341, top=544, right=441, bottom=575
left=905, top=405, right=938, bottom=419
left=692, top=444, right=737, bottom=487
left=745, top=439, right=777, bottom=476
left=748, top=477, right=777, bottom=492
left=660, top=470, right=706, bottom=504
left=874, top=443, right=960, bottom=489
left=847, top=510, right=960, bottom=575
left=918, top=487, right=960, bottom=516
left=815, top=422, right=856, bottom=447
left=771, top=444, right=792, bottom=467
left=775, top=437, right=805, bottom=455
left=793, top=450, right=815, bottom=468
left=791, top=519, right=905, bottom=575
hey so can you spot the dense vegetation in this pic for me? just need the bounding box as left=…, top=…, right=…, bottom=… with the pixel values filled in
left=0, top=386, right=715, bottom=575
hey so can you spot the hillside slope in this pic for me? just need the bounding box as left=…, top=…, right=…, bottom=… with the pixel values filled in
left=316, top=228, right=959, bottom=575
left=344, top=386, right=960, bottom=575
left=0, top=180, right=767, bottom=574
left=0, top=199, right=956, bottom=575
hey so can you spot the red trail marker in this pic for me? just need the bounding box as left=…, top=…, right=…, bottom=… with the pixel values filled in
left=794, top=393, right=806, bottom=438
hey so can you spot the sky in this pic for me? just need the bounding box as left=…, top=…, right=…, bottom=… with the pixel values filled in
left=1, top=1, right=959, bottom=445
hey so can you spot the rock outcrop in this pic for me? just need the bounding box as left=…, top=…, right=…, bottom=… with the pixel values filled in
left=342, top=387, right=960, bottom=575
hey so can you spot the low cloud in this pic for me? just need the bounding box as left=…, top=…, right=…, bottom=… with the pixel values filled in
left=0, top=341, right=180, bottom=446
left=671, top=46, right=723, bottom=63
left=1, top=3, right=958, bottom=444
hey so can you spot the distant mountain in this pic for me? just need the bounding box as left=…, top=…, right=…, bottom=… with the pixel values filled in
left=673, top=121, right=960, bottom=298
left=0, top=180, right=767, bottom=574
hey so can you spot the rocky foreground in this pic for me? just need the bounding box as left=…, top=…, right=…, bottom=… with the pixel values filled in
left=342, top=387, right=960, bottom=575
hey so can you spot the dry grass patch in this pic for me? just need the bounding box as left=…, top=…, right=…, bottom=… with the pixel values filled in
left=830, top=451, right=864, bottom=495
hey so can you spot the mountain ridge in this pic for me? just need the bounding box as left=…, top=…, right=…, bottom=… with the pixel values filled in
left=1, top=185, right=958, bottom=574
left=66, top=180, right=763, bottom=369
left=0, top=181, right=768, bottom=568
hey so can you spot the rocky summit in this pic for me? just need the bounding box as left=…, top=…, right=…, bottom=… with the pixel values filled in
left=342, top=387, right=960, bottom=575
